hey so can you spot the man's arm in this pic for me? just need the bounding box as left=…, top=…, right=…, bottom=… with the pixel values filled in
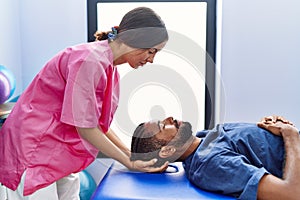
left=257, top=121, right=300, bottom=200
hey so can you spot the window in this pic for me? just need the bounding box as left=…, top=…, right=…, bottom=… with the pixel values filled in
left=87, top=0, right=216, bottom=146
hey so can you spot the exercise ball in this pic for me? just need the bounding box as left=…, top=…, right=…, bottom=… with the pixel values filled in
left=79, top=170, right=97, bottom=200
left=0, top=65, right=16, bottom=104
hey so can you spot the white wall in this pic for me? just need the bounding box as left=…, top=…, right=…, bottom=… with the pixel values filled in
left=19, top=0, right=87, bottom=88
left=218, top=0, right=300, bottom=126
left=0, top=0, right=86, bottom=98
left=0, top=0, right=22, bottom=99
left=1, top=0, right=299, bottom=127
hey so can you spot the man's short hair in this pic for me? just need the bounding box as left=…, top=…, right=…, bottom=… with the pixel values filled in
left=130, top=121, right=193, bottom=167
left=130, top=123, right=169, bottom=167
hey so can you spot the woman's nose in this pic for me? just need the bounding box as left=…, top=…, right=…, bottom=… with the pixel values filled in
left=146, top=55, right=154, bottom=63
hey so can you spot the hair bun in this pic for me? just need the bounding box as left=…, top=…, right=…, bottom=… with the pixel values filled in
left=94, top=31, right=109, bottom=41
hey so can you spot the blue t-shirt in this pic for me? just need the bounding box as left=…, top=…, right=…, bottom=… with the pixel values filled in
left=183, top=123, right=285, bottom=200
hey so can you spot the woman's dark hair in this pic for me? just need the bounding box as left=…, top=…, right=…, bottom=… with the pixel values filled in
left=94, top=7, right=168, bottom=48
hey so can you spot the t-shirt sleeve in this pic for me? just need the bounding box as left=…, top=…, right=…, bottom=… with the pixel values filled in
left=187, top=149, right=268, bottom=200
left=60, top=59, right=107, bottom=128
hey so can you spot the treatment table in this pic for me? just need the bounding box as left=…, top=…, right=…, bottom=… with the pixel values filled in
left=90, top=160, right=235, bottom=200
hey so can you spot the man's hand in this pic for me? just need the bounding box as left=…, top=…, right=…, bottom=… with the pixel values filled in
left=257, top=121, right=287, bottom=136
left=259, top=115, right=294, bottom=126
left=257, top=115, right=300, bottom=200
left=130, top=159, right=169, bottom=173
left=257, top=115, right=297, bottom=136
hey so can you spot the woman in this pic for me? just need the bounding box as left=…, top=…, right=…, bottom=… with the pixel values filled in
left=0, top=7, right=168, bottom=200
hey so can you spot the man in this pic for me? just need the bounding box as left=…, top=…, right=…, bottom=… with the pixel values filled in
left=130, top=116, right=300, bottom=200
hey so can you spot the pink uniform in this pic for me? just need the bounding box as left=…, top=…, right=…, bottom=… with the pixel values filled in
left=0, top=40, right=120, bottom=195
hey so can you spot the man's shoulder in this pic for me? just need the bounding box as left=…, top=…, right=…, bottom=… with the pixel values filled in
left=196, top=123, right=257, bottom=136
left=222, top=122, right=257, bottom=130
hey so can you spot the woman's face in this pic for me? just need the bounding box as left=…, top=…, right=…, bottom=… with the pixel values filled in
left=124, top=41, right=167, bottom=69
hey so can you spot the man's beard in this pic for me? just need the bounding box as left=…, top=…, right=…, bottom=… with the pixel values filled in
left=152, top=121, right=194, bottom=168
left=173, top=121, right=193, bottom=146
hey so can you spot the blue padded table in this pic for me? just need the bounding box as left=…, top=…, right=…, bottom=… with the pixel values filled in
left=91, top=161, right=235, bottom=200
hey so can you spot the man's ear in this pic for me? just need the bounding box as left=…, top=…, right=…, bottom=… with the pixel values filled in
left=159, top=146, right=176, bottom=158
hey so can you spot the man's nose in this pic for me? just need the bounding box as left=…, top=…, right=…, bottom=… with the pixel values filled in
left=165, top=117, right=174, bottom=124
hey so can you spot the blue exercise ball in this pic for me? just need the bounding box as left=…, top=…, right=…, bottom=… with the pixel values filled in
left=0, top=65, right=16, bottom=104
left=79, top=170, right=97, bottom=200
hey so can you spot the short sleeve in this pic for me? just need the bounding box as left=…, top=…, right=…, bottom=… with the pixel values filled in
left=188, top=149, right=268, bottom=200
left=60, top=58, right=108, bottom=128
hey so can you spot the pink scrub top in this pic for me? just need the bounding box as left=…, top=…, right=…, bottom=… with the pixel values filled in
left=0, top=40, right=120, bottom=195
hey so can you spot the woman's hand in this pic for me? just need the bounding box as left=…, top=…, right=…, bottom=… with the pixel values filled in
left=130, top=159, right=169, bottom=173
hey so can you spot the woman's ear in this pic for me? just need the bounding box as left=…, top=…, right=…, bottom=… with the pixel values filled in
left=159, top=146, right=176, bottom=158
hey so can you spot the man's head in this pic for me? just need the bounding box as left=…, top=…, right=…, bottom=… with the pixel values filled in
left=131, top=117, right=194, bottom=167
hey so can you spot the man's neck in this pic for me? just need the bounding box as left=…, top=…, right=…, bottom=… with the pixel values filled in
left=178, top=137, right=202, bottom=161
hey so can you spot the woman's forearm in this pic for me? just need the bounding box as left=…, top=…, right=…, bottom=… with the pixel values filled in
left=76, top=127, right=170, bottom=173
left=77, top=127, right=132, bottom=169
left=106, top=129, right=131, bottom=156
